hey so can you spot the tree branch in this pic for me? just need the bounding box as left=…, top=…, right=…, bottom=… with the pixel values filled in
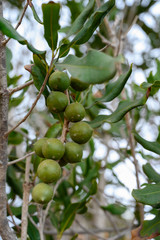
left=8, top=151, right=35, bottom=166
left=0, top=2, right=17, bottom=239
left=21, top=156, right=32, bottom=240
left=8, top=80, right=34, bottom=96
left=4, top=58, right=55, bottom=138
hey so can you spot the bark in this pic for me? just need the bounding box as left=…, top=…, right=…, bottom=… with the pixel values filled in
left=0, top=1, right=16, bottom=239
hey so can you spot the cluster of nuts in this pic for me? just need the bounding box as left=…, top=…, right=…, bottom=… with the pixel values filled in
left=32, top=71, right=93, bottom=204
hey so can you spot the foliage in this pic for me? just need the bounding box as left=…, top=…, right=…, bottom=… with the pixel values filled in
left=1, top=0, right=160, bottom=239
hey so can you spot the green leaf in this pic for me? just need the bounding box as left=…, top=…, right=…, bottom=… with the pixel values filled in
left=6, top=47, right=13, bottom=74
left=134, top=132, right=160, bottom=155
left=88, top=95, right=147, bottom=128
left=56, top=50, right=116, bottom=84
left=0, top=17, right=45, bottom=55
left=9, top=87, right=28, bottom=108
left=33, top=54, right=47, bottom=77
left=71, top=0, right=115, bottom=45
left=140, top=213, right=160, bottom=238
left=141, top=80, right=160, bottom=96
left=7, top=74, right=22, bottom=87
left=42, top=2, right=60, bottom=50
left=8, top=131, right=23, bottom=145
left=132, top=183, right=160, bottom=205
left=101, top=203, right=127, bottom=215
left=70, top=234, right=78, bottom=240
left=143, top=163, right=160, bottom=183
left=28, top=217, right=40, bottom=240
left=96, top=65, right=132, bottom=102
left=7, top=166, right=23, bottom=198
left=67, top=0, right=95, bottom=37
left=30, top=4, right=43, bottom=24
left=45, top=123, right=62, bottom=138
left=31, top=65, right=50, bottom=98
left=59, top=202, right=84, bottom=237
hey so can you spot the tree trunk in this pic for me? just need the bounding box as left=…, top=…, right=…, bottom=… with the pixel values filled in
left=0, top=1, right=17, bottom=239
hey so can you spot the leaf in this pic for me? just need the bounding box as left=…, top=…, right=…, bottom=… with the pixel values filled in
left=143, top=163, right=160, bottom=183
left=132, top=183, right=160, bottom=205
left=96, top=64, right=132, bottom=102
left=0, top=17, right=45, bottom=55
left=71, top=0, right=115, bottom=45
left=56, top=50, right=116, bottom=84
left=44, top=123, right=62, bottom=138
left=134, top=132, right=160, bottom=155
left=7, top=74, right=22, bottom=87
left=140, top=213, right=160, bottom=238
left=101, top=203, right=126, bottom=215
left=8, top=131, right=23, bottom=145
left=67, top=0, right=95, bottom=37
left=88, top=95, right=147, bottom=128
left=59, top=202, right=84, bottom=238
left=7, top=166, right=23, bottom=198
left=31, top=65, right=50, bottom=98
left=6, top=47, right=13, bottom=74
left=33, top=54, right=47, bottom=77
left=42, top=2, right=60, bottom=50
left=28, top=217, right=40, bottom=240
left=30, top=4, right=43, bottom=24
left=141, top=80, right=160, bottom=96
left=70, top=234, right=78, bottom=240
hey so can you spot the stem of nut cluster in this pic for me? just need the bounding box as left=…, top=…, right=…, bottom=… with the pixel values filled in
left=60, top=90, right=70, bottom=143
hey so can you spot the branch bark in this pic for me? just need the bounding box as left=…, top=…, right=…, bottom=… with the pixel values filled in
left=0, top=2, right=17, bottom=239
left=21, top=157, right=32, bottom=240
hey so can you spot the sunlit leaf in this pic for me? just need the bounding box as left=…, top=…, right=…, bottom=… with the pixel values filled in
left=134, top=132, right=160, bottom=155
left=71, top=0, right=115, bottom=45
left=0, top=17, right=45, bottom=55
left=140, top=213, right=160, bottom=238
left=88, top=95, right=147, bottom=128
left=101, top=203, right=127, bottom=215
left=67, top=0, right=95, bottom=37
left=56, top=50, right=117, bottom=84
left=143, top=163, right=160, bottom=183
left=30, top=4, right=43, bottom=24
left=42, top=2, right=60, bottom=50
left=132, top=183, right=160, bottom=205
left=96, top=65, right=132, bottom=102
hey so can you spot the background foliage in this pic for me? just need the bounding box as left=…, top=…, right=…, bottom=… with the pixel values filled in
left=1, top=0, right=160, bottom=239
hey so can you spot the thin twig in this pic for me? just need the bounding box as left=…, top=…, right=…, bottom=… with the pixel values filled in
left=7, top=203, right=21, bottom=233
left=37, top=205, right=45, bottom=240
left=8, top=151, right=35, bottom=166
left=123, top=15, right=138, bottom=39
left=2, top=1, right=29, bottom=45
left=8, top=80, right=34, bottom=96
left=4, top=57, right=55, bottom=138
left=60, top=90, right=70, bottom=143
left=96, top=31, right=116, bottom=48
left=92, top=195, right=120, bottom=234
left=75, top=219, right=107, bottom=240
left=42, top=174, right=69, bottom=226
left=21, top=156, right=32, bottom=240
left=44, top=226, right=132, bottom=235
left=28, top=213, right=39, bottom=230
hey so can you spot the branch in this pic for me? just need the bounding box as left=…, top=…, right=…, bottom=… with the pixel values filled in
left=75, top=219, right=107, bottom=240
left=0, top=2, right=17, bottom=239
left=8, top=80, right=34, bottom=96
left=60, top=90, right=70, bottom=143
left=21, top=156, right=32, bottom=240
left=4, top=58, right=55, bottom=138
left=8, top=151, right=35, bottom=166
left=44, top=226, right=132, bottom=235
